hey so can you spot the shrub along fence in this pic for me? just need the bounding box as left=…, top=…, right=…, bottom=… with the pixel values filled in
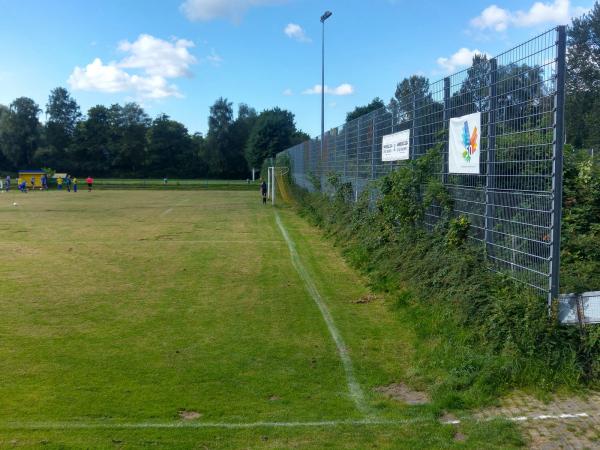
left=279, top=27, right=567, bottom=306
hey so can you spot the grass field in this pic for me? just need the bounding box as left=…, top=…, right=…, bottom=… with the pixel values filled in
left=0, top=190, right=522, bottom=448
left=92, top=178, right=258, bottom=191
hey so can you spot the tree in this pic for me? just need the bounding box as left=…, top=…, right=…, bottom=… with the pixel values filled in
left=43, top=87, right=81, bottom=168
left=567, top=2, right=600, bottom=149
left=457, top=54, right=491, bottom=113
left=346, top=97, right=385, bottom=122
left=70, top=105, right=113, bottom=175
left=109, top=103, right=150, bottom=175
left=0, top=97, right=42, bottom=168
left=230, top=103, right=257, bottom=176
left=392, top=75, right=431, bottom=122
left=0, top=105, right=12, bottom=170
left=146, top=114, right=194, bottom=177
left=245, top=108, right=298, bottom=169
left=205, top=97, right=234, bottom=177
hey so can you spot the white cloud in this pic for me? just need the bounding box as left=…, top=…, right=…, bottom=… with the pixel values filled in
left=68, top=58, right=182, bottom=99
left=303, top=83, right=355, bottom=96
left=118, top=34, right=196, bottom=77
left=437, top=48, right=491, bottom=73
left=283, top=88, right=293, bottom=96
left=284, top=23, right=311, bottom=42
left=68, top=34, right=202, bottom=100
left=471, top=5, right=511, bottom=31
left=471, top=0, right=587, bottom=31
left=205, top=49, right=224, bottom=67
left=181, top=0, right=284, bottom=22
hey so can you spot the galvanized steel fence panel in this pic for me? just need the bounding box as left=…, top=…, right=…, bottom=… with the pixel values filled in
left=279, top=27, right=566, bottom=302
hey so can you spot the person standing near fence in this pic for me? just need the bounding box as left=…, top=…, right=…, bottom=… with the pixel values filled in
left=86, top=176, right=94, bottom=192
left=260, top=179, right=267, bottom=205
left=5, top=175, right=10, bottom=192
left=73, top=177, right=78, bottom=192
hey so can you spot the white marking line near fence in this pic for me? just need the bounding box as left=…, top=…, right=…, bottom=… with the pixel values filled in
left=0, top=412, right=594, bottom=431
left=440, top=412, right=592, bottom=425
left=0, top=419, right=402, bottom=431
left=160, top=198, right=189, bottom=217
left=274, top=212, right=369, bottom=416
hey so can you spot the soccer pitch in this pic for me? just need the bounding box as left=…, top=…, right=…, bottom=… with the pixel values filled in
left=0, top=191, right=519, bottom=448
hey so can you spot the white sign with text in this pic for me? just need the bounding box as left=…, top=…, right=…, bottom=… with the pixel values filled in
left=381, top=129, right=410, bottom=161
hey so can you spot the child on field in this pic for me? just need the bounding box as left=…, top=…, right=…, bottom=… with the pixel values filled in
left=73, top=177, right=78, bottom=192
left=86, top=176, right=94, bottom=191
left=57, top=177, right=63, bottom=190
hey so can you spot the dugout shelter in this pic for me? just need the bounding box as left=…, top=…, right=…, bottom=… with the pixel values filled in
left=18, top=170, right=46, bottom=189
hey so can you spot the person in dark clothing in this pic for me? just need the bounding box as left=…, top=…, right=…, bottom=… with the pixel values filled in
left=260, top=179, right=268, bottom=204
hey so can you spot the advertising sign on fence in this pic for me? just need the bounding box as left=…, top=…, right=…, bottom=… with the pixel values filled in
left=449, top=112, right=481, bottom=174
left=382, top=129, right=410, bottom=161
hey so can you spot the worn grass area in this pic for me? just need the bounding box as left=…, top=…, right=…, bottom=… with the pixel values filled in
left=0, top=191, right=521, bottom=448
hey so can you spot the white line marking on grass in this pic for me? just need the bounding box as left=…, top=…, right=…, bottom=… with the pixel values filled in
left=440, top=412, right=594, bottom=425
left=2, top=412, right=594, bottom=431
left=161, top=198, right=190, bottom=216
left=275, top=212, right=369, bottom=416
left=0, top=419, right=409, bottom=431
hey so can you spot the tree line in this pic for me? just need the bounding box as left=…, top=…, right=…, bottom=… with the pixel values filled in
left=0, top=90, right=308, bottom=179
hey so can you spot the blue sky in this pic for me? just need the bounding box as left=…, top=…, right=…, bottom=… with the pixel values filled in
left=0, top=0, right=592, bottom=137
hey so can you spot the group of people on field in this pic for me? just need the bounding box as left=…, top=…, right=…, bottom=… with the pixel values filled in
left=3, top=174, right=94, bottom=193
left=56, top=175, right=94, bottom=192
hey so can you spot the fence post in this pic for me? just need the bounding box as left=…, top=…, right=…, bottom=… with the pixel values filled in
left=549, top=26, right=566, bottom=306
left=371, top=116, right=376, bottom=180
left=356, top=118, right=360, bottom=201
left=411, top=93, right=417, bottom=159
left=443, top=77, right=450, bottom=184
left=485, top=58, right=498, bottom=255
left=343, top=126, right=347, bottom=181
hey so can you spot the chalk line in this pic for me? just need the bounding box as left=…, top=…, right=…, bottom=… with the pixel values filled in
left=275, top=211, right=369, bottom=416
left=0, top=412, right=594, bottom=431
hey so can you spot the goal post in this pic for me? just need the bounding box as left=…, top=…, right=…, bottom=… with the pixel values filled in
left=267, top=166, right=290, bottom=206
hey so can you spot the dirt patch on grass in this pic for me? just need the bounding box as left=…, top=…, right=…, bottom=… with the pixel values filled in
left=454, top=431, right=467, bottom=442
left=374, top=383, right=430, bottom=405
left=352, top=293, right=379, bottom=304
left=178, top=410, right=202, bottom=420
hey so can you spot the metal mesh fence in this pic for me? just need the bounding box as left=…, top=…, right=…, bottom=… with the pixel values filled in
left=279, top=27, right=566, bottom=302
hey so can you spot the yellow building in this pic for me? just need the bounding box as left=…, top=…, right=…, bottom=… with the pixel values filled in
left=18, top=170, right=46, bottom=189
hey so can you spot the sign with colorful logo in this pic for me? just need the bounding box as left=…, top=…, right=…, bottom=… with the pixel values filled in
left=381, top=129, right=410, bottom=161
left=449, top=112, right=481, bottom=174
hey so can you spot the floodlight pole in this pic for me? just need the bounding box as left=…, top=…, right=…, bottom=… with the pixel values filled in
left=320, top=10, right=332, bottom=167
